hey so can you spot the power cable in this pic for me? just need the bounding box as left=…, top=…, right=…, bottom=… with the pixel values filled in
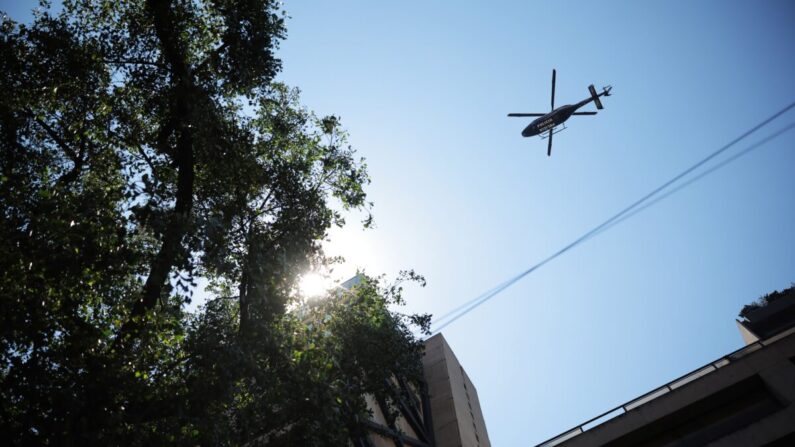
left=591, top=120, right=795, bottom=239
left=429, top=276, right=517, bottom=326
left=429, top=101, right=795, bottom=335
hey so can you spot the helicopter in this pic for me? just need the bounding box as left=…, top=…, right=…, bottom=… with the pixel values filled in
left=508, top=69, right=612, bottom=156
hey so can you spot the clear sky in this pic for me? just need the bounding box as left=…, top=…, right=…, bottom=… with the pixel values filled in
left=4, top=1, right=795, bottom=445
left=274, top=1, right=795, bottom=444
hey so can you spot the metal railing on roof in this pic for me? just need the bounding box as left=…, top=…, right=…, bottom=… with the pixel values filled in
left=534, top=324, right=795, bottom=447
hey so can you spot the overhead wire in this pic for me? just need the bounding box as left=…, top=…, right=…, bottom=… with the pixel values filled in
left=590, top=120, right=795, bottom=239
left=431, top=276, right=517, bottom=325
left=429, top=100, right=795, bottom=336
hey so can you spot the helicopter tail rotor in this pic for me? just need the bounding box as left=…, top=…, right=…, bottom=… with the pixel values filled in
left=588, top=84, right=604, bottom=110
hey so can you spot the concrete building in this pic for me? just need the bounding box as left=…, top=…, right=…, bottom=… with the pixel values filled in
left=536, top=287, right=795, bottom=447
left=362, top=333, right=491, bottom=447
left=423, top=334, right=491, bottom=447
left=336, top=276, right=490, bottom=447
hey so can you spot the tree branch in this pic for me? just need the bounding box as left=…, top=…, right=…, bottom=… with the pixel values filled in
left=114, top=0, right=198, bottom=350
left=29, top=111, right=80, bottom=162
left=27, top=110, right=89, bottom=186
left=194, top=41, right=228, bottom=73
left=103, top=58, right=167, bottom=69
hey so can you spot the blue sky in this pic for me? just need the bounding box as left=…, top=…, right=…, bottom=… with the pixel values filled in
left=4, top=0, right=795, bottom=444
left=274, top=1, right=795, bottom=444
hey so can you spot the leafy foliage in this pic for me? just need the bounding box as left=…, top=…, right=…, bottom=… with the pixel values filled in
left=739, top=284, right=795, bottom=318
left=184, top=273, right=430, bottom=446
left=0, top=1, right=428, bottom=445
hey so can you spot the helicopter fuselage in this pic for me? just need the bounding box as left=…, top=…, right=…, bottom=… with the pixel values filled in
left=521, top=98, right=592, bottom=137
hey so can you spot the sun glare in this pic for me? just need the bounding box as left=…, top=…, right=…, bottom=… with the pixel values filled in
left=299, top=273, right=332, bottom=298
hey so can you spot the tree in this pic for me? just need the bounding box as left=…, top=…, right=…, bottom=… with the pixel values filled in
left=185, top=272, right=430, bottom=446
left=0, top=1, right=429, bottom=445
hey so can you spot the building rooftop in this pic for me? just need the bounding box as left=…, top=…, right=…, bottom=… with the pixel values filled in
left=738, top=285, right=795, bottom=341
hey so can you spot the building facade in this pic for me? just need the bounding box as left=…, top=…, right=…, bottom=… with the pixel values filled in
left=423, top=334, right=491, bottom=447
left=537, top=287, right=795, bottom=447
left=337, top=275, right=491, bottom=447
left=363, top=334, right=491, bottom=447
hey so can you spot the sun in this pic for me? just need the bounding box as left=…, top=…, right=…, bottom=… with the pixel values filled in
left=299, top=272, right=332, bottom=298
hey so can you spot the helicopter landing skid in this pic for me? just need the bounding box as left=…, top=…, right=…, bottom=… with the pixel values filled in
left=539, top=123, right=567, bottom=139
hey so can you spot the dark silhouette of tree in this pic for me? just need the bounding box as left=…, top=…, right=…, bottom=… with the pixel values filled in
left=0, top=1, right=428, bottom=445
